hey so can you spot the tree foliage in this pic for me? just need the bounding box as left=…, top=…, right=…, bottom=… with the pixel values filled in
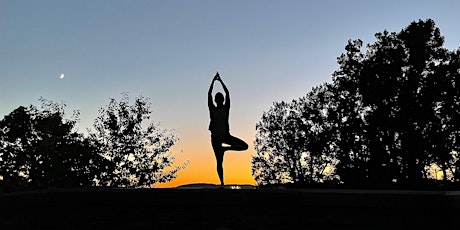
left=252, top=19, right=460, bottom=188
left=253, top=84, right=337, bottom=185
left=89, top=93, right=188, bottom=188
left=0, top=99, right=110, bottom=190
left=1, top=94, right=187, bottom=190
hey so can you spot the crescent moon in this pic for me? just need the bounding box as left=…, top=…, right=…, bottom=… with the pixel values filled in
left=59, top=73, right=64, bottom=79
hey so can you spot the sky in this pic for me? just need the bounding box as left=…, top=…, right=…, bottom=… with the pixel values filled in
left=1, top=0, right=460, bottom=188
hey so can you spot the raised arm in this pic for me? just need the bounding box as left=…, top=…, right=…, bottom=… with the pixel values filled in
left=216, top=74, right=230, bottom=108
left=208, top=73, right=218, bottom=108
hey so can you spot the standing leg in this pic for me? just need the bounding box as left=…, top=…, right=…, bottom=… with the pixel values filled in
left=212, top=136, right=225, bottom=186
left=215, top=151, right=224, bottom=186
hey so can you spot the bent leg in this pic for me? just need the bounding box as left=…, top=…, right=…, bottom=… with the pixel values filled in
left=222, top=135, right=248, bottom=151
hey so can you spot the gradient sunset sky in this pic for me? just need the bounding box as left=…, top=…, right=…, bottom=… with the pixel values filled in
left=2, top=1, right=460, bottom=188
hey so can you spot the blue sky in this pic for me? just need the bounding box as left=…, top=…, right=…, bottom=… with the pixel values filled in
left=2, top=1, right=460, bottom=186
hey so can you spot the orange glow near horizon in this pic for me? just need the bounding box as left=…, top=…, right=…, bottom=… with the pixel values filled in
left=155, top=134, right=257, bottom=188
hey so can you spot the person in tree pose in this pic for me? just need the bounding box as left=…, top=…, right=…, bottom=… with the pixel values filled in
left=208, top=72, right=248, bottom=186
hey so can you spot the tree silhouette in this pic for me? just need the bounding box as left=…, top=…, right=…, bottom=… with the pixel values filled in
left=0, top=99, right=110, bottom=190
left=345, top=19, right=457, bottom=186
left=89, top=92, right=188, bottom=188
left=253, top=101, right=300, bottom=185
left=0, top=106, right=34, bottom=189
left=252, top=19, right=460, bottom=188
left=253, top=84, right=337, bottom=185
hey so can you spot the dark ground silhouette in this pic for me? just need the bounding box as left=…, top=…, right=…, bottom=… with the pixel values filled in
left=0, top=187, right=458, bottom=230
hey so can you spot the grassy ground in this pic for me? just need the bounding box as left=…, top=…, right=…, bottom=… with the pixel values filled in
left=0, top=187, right=458, bottom=230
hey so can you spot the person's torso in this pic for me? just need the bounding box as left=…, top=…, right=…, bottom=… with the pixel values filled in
left=209, top=106, right=229, bottom=136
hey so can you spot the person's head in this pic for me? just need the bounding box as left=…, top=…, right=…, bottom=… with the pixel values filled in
left=214, top=92, right=224, bottom=106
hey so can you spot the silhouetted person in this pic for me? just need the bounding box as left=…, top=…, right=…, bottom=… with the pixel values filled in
left=208, top=72, right=248, bottom=186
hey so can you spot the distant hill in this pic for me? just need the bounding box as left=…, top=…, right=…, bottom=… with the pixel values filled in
left=175, top=183, right=256, bottom=190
